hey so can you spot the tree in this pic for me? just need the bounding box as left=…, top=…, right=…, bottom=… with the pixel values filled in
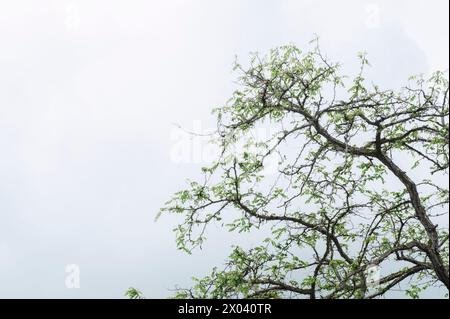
left=160, top=43, right=449, bottom=299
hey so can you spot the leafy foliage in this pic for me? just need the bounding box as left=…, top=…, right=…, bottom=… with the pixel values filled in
left=125, top=287, right=145, bottom=299
left=161, top=42, right=449, bottom=299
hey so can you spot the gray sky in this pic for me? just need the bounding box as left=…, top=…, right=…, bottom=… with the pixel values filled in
left=0, top=0, right=448, bottom=298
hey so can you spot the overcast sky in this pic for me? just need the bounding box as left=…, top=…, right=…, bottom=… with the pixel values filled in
left=0, top=0, right=448, bottom=298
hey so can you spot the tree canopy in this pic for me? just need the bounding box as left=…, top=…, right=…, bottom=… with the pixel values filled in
left=160, top=43, right=449, bottom=299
